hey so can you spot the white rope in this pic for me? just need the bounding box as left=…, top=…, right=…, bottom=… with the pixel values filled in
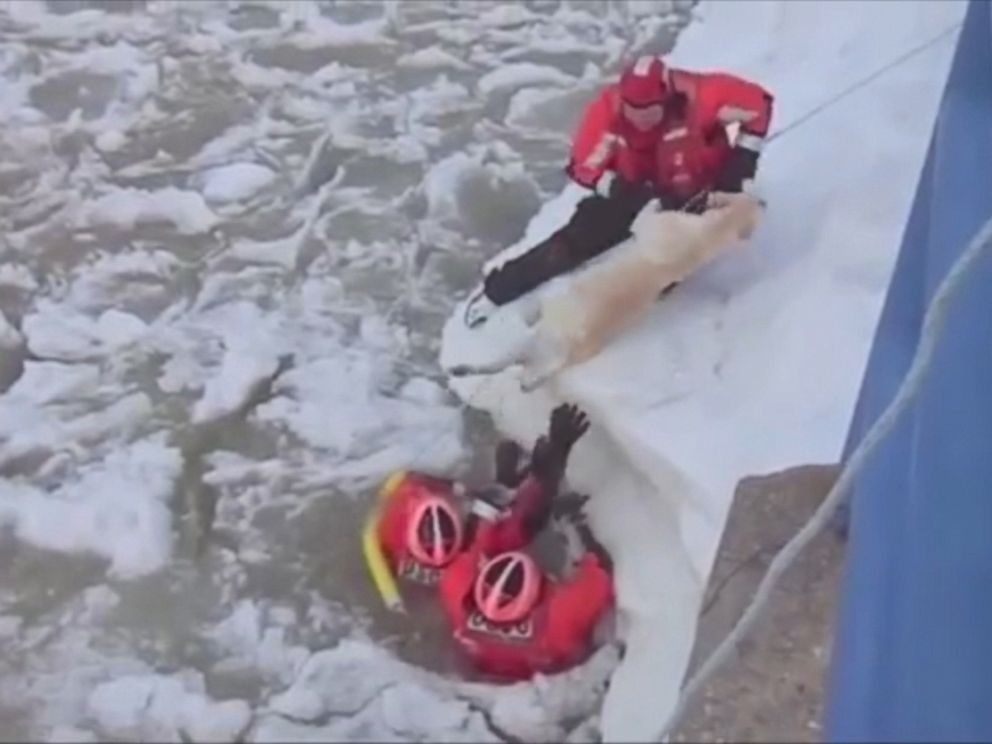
left=766, top=20, right=962, bottom=145
left=655, top=214, right=992, bottom=741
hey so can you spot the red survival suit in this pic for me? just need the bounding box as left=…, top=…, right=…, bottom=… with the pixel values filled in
left=439, top=531, right=614, bottom=680
left=471, top=56, right=774, bottom=322
left=377, top=471, right=551, bottom=589
left=568, top=55, right=774, bottom=206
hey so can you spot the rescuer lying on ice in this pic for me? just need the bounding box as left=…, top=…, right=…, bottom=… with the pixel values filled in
left=438, top=408, right=615, bottom=681
left=465, top=53, right=775, bottom=328
left=365, top=404, right=592, bottom=610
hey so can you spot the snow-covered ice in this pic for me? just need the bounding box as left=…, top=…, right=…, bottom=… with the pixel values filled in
left=442, top=0, right=966, bottom=740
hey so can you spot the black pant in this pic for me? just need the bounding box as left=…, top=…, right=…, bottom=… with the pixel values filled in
left=483, top=190, right=651, bottom=306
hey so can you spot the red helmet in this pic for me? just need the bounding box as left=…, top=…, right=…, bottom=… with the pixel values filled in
left=406, top=495, right=463, bottom=567
left=619, top=55, right=669, bottom=107
left=473, top=551, right=541, bottom=624
left=619, top=56, right=669, bottom=132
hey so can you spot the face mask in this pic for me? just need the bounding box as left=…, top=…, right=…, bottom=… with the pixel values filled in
left=622, top=101, right=665, bottom=131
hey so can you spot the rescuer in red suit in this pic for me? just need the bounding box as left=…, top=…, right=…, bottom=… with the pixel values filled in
left=439, top=493, right=613, bottom=681
left=377, top=404, right=591, bottom=592
left=465, top=54, right=774, bottom=328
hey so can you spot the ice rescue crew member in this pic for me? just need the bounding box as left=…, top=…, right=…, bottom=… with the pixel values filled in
left=466, top=54, right=774, bottom=327
left=569, top=54, right=773, bottom=208
left=376, top=404, right=590, bottom=591
left=439, top=494, right=614, bottom=680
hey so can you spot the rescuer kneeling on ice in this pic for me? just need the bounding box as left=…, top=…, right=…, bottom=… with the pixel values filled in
left=364, top=404, right=592, bottom=612
left=438, top=411, right=615, bottom=681
left=466, top=53, right=774, bottom=327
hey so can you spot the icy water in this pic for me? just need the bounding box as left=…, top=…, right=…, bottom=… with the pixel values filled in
left=0, top=1, right=689, bottom=740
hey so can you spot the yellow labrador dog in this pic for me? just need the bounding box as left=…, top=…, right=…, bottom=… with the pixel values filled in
left=449, top=192, right=763, bottom=391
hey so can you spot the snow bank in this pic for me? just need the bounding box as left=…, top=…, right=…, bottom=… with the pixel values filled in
left=441, top=1, right=966, bottom=740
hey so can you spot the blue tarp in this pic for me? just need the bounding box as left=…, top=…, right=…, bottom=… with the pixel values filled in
left=826, top=0, right=992, bottom=740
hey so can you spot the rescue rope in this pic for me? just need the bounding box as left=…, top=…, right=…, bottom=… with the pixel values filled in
left=677, top=18, right=963, bottom=215
left=655, top=216, right=992, bottom=740
left=766, top=20, right=963, bottom=145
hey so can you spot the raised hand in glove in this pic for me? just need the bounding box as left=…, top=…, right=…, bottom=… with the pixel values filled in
left=494, top=440, right=525, bottom=488
left=713, top=146, right=759, bottom=195
left=548, top=403, right=590, bottom=459
left=531, top=433, right=577, bottom=494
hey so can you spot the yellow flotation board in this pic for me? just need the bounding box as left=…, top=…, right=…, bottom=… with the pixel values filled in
left=362, top=470, right=408, bottom=614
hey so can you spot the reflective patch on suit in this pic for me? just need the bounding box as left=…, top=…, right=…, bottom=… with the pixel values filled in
left=582, top=132, right=619, bottom=171
left=717, top=104, right=758, bottom=124
left=398, top=558, right=441, bottom=585
left=467, top=610, right=534, bottom=640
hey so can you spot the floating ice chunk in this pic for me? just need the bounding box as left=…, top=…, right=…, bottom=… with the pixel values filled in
left=0, top=615, right=21, bottom=639
left=399, top=377, right=448, bottom=406
left=397, top=46, right=473, bottom=71
left=43, top=727, right=97, bottom=744
left=200, top=163, right=277, bottom=205
left=477, top=3, right=538, bottom=27
left=0, top=393, right=153, bottom=471
left=96, top=309, right=149, bottom=347
left=182, top=34, right=224, bottom=55
left=254, top=349, right=464, bottom=480
left=254, top=354, right=386, bottom=455
left=0, top=310, right=22, bottom=349
left=506, top=83, right=600, bottom=132
left=206, top=600, right=309, bottom=686
left=78, top=187, right=219, bottom=235
left=268, top=640, right=406, bottom=721
left=192, top=345, right=281, bottom=424
left=265, top=638, right=616, bottom=742
left=94, top=129, right=127, bottom=152
left=66, top=249, right=179, bottom=312
left=86, top=671, right=251, bottom=743
left=22, top=303, right=148, bottom=361
left=0, top=435, right=182, bottom=578
left=0, top=264, right=39, bottom=292
left=477, top=62, right=576, bottom=97
left=227, top=235, right=301, bottom=270
left=422, top=151, right=481, bottom=222
left=5, top=361, right=100, bottom=406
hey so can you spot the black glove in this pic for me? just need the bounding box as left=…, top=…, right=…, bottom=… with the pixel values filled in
left=494, top=440, right=525, bottom=488
left=713, top=145, right=759, bottom=194
left=548, top=403, right=590, bottom=459
left=552, top=491, right=590, bottom=519
left=531, top=434, right=571, bottom=491
left=564, top=509, right=614, bottom=573
left=605, top=174, right=656, bottom=220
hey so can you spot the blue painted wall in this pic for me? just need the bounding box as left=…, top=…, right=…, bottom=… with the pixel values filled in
left=826, top=1, right=992, bottom=740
